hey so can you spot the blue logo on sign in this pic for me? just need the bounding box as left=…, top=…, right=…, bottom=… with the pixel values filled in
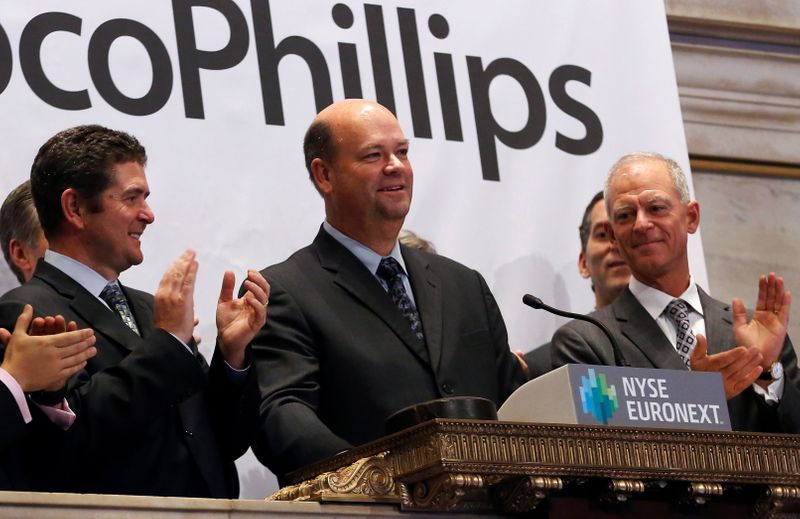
left=579, top=368, right=618, bottom=425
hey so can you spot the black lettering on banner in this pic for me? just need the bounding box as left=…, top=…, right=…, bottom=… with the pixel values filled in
left=88, top=19, right=173, bottom=116
left=0, top=22, right=12, bottom=94
left=364, top=3, right=394, bottom=114
left=397, top=7, right=430, bottom=138
left=251, top=0, right=332, bottom=125
left=331, top=3, right=362, bottom=99
left=429, top=14, right=462, bottom=142
left=173, top=0, right=249, bottom=119
left=466, top=56, right=546, bottom=181
left=549, top=64, right=603, bottom=155
left=20, top=12, right=91, bottom=110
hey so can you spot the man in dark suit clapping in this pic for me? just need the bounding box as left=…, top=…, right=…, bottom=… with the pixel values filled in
left=0, top=125, right=269, bottom=496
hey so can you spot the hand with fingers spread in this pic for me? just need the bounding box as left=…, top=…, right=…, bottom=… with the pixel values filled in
left=690, top=333, right=763, bottom=399
left=216, top=269, right=270, bottom=369
left=0, top=304, right=97, bottom=392
left=733, top=272, right=792, bottom=368
left=154, top=250, right=199, bottom=344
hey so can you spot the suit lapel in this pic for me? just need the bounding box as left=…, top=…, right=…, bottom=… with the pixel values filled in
left=34, top=262, right=140, bottom=352
left=698, top=287, right=732, bottom=355
left=614, top=288, right=687, bottom=370
left=314, top=228, right=431, bottom=365
left=403, top=247, right=443, bottom=371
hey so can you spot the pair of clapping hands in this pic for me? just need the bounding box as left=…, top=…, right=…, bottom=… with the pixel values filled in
left=151, top=250, right=269, bottom=369
left=0, top=249, right=270, bottom=393
left=692, top=273, right=792, bottom=399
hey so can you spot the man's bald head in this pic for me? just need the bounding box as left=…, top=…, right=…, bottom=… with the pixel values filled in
left=303, top=99, right=397, bottom=193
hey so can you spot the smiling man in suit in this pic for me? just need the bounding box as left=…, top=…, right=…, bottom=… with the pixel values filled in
left=250, top=99, right=525, bottom=481
left=0, top=125, right=269, bottom=496
left=552, top=152, right=800, bottom=433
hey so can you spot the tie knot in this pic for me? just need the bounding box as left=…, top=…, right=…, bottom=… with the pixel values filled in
left=376, top=257, right=404, bottom=282
left=100, top=283, right=125, bottom=306
left=664, top=298, right=691, bottom=323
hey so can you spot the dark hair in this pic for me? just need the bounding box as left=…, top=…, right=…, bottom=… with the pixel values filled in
left=0, top=181, right=41, bottom=284
left=302, top=120, right=333, bottom=194
left=578, top=191, right=604, bottom=252
left=30, top=124, right=147, bottom=238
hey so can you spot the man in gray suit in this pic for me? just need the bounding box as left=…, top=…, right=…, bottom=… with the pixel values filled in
left=552, top=152, right=800, bottom=433
left=250, top=99, right=525, bottom=481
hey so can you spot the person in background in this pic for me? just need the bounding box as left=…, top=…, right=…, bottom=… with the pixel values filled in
left=523, top=191, right=631, bottom=378
left=1, top=181, right=48, bottom=285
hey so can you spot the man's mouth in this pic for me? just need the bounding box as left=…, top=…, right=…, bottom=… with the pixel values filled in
left=378, top=185, right=404, bottom=192
left=129, top=232, right=142, bottom=240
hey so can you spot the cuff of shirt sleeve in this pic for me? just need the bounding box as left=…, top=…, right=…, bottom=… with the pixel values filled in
left=752, top=376, right=784, bottom=405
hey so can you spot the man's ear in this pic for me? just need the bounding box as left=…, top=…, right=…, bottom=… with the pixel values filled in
left=686, top=200, right=700, bottom=234
left=578, top=251, right=590, bottom=279
left=310, top=158, right=333, bottom=195
left=60, top=188, right=85, bottom=230
left=8, top=238, right=29, bottom=273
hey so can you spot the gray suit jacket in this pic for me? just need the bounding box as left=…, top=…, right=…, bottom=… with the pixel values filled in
left=551, top=286, right=800, bottom=433
left=250, top=227, right=525, bottom=480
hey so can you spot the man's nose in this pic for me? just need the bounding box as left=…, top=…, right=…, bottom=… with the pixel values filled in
left=140, top=201, right=155, bottom=224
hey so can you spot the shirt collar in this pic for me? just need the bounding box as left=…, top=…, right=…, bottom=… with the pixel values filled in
left=322, top=220, right=408, bottom=276
left=44, top=249, right=115, bottom=297
left=628, top=275, right=703, bottom=320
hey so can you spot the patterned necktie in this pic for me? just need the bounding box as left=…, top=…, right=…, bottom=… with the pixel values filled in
left=100, top=283, right=140, bottom=336
left=663, top=298, right=696, bottom=369
left=376, top=257, right=425, bottom=343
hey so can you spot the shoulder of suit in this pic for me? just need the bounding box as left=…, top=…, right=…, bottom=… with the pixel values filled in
left=403, top=246, right=476, bottom=275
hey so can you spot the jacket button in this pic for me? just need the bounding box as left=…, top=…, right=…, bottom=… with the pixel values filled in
left=184, top=430, right=194, bottom=437
left=441, top=383, right=454, bottom=395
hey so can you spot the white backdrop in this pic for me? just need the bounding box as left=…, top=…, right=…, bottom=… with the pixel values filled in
left=0, top=0, right=706, bottom=497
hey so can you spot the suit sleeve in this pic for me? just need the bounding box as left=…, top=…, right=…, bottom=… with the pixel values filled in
left=250, top=276, right=351, bottom=480
left=0, top=384, right=26, bottom=452
left=476, top=271, right=525, bottom=402
left=551, top=320, right=612, bottom=369
left=205, top=346, right=258, bottom=461
left=771, top=335, right=800, bottom=433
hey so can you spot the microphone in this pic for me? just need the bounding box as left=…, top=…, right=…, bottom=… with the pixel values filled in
left=522, top=294, right=630, bottom=367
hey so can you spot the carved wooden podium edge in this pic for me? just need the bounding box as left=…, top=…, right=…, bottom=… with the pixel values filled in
left=268, top=420, right=800, bottom=516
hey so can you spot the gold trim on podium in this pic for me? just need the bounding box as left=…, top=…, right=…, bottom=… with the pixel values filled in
left=269, top=420, right=800, bottom=516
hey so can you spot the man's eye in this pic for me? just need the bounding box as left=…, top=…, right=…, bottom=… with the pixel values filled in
left=396, top=148, right=409, bottom=157
left=594, top=230, right=607, bottom=240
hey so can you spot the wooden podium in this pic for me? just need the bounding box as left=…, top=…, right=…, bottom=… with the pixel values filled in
left=269, top=420, right=800, bottom=517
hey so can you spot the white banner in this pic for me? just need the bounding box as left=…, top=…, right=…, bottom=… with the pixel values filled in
left=0, top=0, right=706, bottom=496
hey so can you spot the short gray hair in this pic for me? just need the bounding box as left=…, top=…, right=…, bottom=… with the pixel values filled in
left=604, top=152, right=690, bottom=214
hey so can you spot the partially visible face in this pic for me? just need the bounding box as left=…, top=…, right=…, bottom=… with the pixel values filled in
left=318, top=102, right=413, bottom=229
left=9, top=230, right=48, bottom=283
left=80, top=161, right=154, bottom=279
left=606, top=158, right=699, bottom=286
left=578, top=199, right=631, bottom=308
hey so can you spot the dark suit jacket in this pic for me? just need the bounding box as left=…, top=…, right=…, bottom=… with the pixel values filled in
left=0, top=384, right=27, bottom=489
left=551, top=286, right=800, bottom=434
left=0, top=384, right=70, bottom=491
left=251, top=227, right=525, bottom=480
left=0, top=261, right=256, bottom=497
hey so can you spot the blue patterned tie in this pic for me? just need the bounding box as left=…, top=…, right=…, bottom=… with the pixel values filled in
left=100, top=283, right=140, bottom=336
left=664, top=299, right=696, bottom=369
left=376, top=257, right=425, bottom=343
